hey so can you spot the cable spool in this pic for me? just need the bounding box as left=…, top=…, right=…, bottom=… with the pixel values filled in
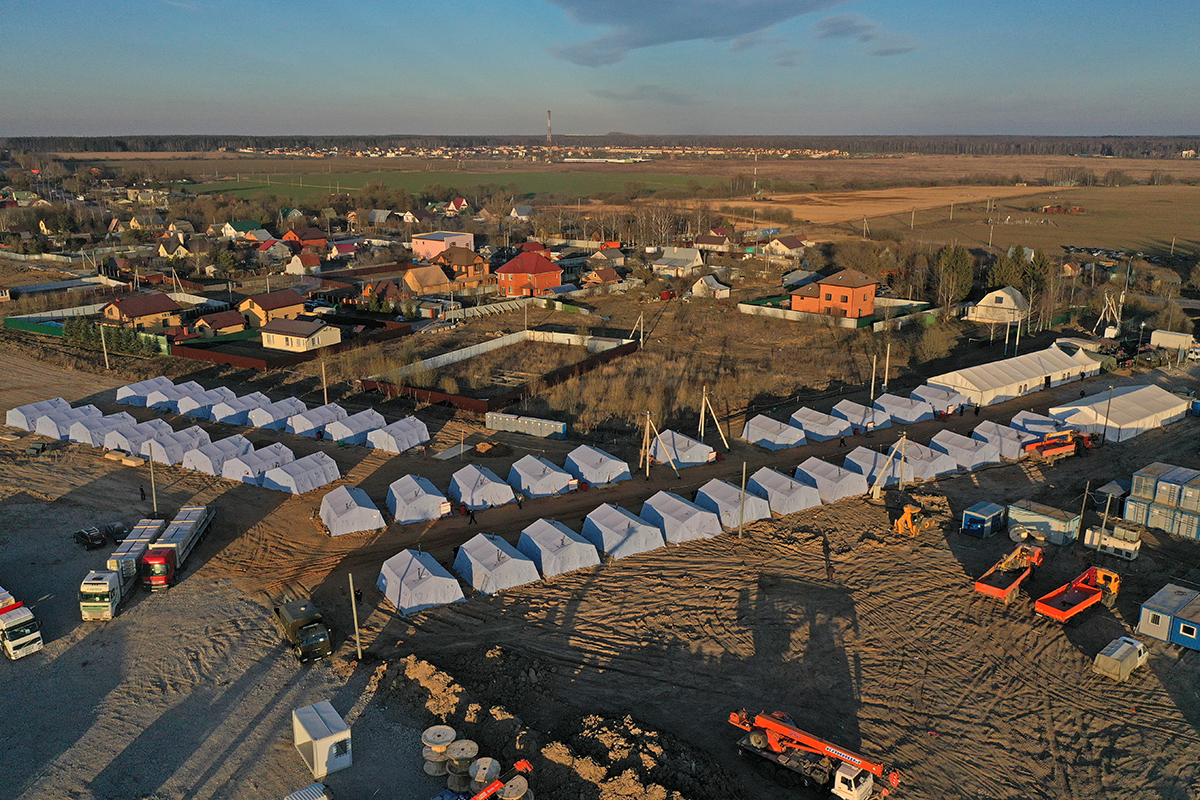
left=423, top=758, right=450, bottom=777
left=499, top=775, right=529, bottom=800
left=423, top=745, right=451, bottom=776
left=446, top=773, right=472, bottom=793
left=447, top=738, right=479, bottom=763
left=422, top=725, right=456, bottom=752
left=470, top=757, right=501, bottom=788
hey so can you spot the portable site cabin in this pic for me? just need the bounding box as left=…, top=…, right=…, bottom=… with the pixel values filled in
left=1009, top=499, right=1080, bottom=546
left=210, top=392, right=271, bottom=426
left=892, top=441, right=958, bottom=481
left=287, top=403, right=348, bottom=438
left=747, top=467, right=821, bottom=516
left=69, top=412, right=137, bottom=447
left=517, top=519, right=601, bottom=577
left=366, top=416, right=429, bottom=454
left=1049, top=385, right=1190, bottom=442
left=1131, top=463, right=1178, bottom=502
left=694, top=478, right=772, bottom=528
left=145, top=381, right=206, bottom=413
left=176, top=386, right=237, bottom=420
left=1094, top=479, right=1130, bottom=515
left=564, top=444, right=631, bottom=486
left=831, top=400, right=892, bottom=432
left=580, top=504, right=664, bottom=559
left=323, top=409, right=384, bottom=446
left=972, top=420, right=1034, bottom=461
left=453, top=533, right=540, bottom=594
left=873, top=394, right=935, bottom=425
left=1009, top=410, right=1065, bottom=439
left=789, top=407, right=851, bottom=442
left=248, top=397, right=308, bottom=430
left=740, top=414, right=806, bottom=450
left=930, top=429, right=1001, bottom=471
left=927, top=344, right=1099, bottom=407
left=961, top=501, right=1007, bottom=538
left=387, top=475, right=451, bottom=524
left=320, top=486, right=385, bottom=536
left=1138, top=584, right=1200, bottom=652
left=910, top=384, right=969, bottom=416
left=449, top=464, right=515, bottom=510
left=221, top=442, right=295, bottom=485
left=508, top=454, right=575, bottom=499
left=292, top=701, right=352, bottom=780
left=640, top=491, right=723, bottom=543
left=181, top=434, right=253, bottom=475
left=104, top=418, right=174, bottom=454
left=6, top=397, right=70, bottom=430
left=115, top=376, right=174, bottom=407
left=262, top=452, right=341, bottom=494
left=1154, top=466, right=1200, bottom=508
left=377, top=549, right=464, bottom=615
left=141, top=426, right=211, bottom=465
left=34, top=405, right=102, bottom=440
left=843, top=446, right=914, bottom=489
left=795, top=457, right=868, bottom=504
left=649, top=429, right=715, bottom=468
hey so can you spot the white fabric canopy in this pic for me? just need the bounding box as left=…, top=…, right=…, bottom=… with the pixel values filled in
left=741, top=414, right=806, bottom=450
left=795, top=457, right=868, bottom=503
left=177, top=387, right=236, bottom=419
left=844, top=446, right=914, bottom=488
left=69, top=412, right=137, bottom=447
left=453, top=533, right=540, bottom=594
left=910, top=384, right=970, bottom=415
left=928, top=345, right=1099, bottom=406
left=6, top=397, right=70, bottom=430
left=221, top=442, right=294, bottom=485
left=649, top=429, right=714, bottom=467
left=248, top=397, right=307, bottom=430
left=508, top=454, right=574, bottom=498
left=748, top=467, right=821, bottom=516
left=115, top=376, right=173, bottom=406
left=320, top=486, right=385, bottom=536
left=104, top=418, right=173, bottom=454
left=972, top=420, right=1034, bottom=460
left=287, top=403, right=348, bottom=438
left=144, top=381, right=205, bottom=413
left=873, top=393, right=934, bottom=425
left=262, top=452, right=341, bottom=494
left=181, top=434, right=253, bottom=475
left=324, top=408, right=384, bottom=445
left=788, top=408, right=851, bottom=442
left=891, top=440, right=958, bottom=481
left=930, top=429, right=1001, bottom=471
left=580, top=504, right=664, bottom=559
left=1049, top=385, right=1190, bottom=442
left=1009, top=410, right=1065, bottom=438
left=210, top=392, right=271, bottom=425
left=517, top=519, right=600, bottom=577
left=832, top=400, right=892, bottom=431
left=386, top=475, right=451, bottom=524
left=564, top=445, right=631, bottom=485
left=640, top=491, right=723, bottom=543
left=377, top=549, right=464, bottom=614
left=366, top=417, right=430, bottom=453
left=449, top=464, right=515, bottom=510
left=694, top=478, right=772, bottom=528
left=140, top=425, right=211, bottom=465
left=34, top=405, right=101, bottom=439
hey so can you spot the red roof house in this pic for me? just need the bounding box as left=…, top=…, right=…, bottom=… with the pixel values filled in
left=495, top=252, right=562, bottom=297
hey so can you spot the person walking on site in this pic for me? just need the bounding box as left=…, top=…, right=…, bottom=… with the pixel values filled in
left=139, top=485, right=146, bottom=501
left=468, top=509, right=477, bottom=525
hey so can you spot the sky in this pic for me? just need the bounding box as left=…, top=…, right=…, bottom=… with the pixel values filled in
left=1, top=0, right=1197, bottom=137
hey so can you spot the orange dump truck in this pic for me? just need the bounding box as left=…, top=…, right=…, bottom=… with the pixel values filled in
left=1035, top=566, right=1119, bottom=623
left=974, top=545, right=1044, bottom=604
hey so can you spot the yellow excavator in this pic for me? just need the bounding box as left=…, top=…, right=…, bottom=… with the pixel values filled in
left=894, top=504, right=935, bottom=537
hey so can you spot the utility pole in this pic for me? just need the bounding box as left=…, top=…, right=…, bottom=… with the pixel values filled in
left=738, top=461, right=747, bottom=539
left=348, top=573, right=363, bottom=661
left=322, top=361, right=328, bottom=405
left=882, top=343, right=891, bottom=393
left=99, top=324, right=111, bottom=370
left=910, top=208, right=914, bottom=230
left=870, top=355, right=877, bottom=402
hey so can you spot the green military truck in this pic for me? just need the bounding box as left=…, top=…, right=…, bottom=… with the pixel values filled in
left=273, top=599, right=332, bottom=663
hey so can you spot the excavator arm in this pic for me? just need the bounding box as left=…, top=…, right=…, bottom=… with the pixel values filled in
left=730, top=709, right=898, bottom=785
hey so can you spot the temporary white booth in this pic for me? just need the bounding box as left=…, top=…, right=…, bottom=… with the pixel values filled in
left=873, top=393, right=934, bottom=425
left=748, top=467, right=821, bottom=516
left=927, top=344, right=1099, bottom=406
left=892, top=440, right=958, bottom=481
left=1049, top=385, right=1190, bottom=442
left=145, top=381, right=205, bottom=413
left=795, top=457, right=868, bottom=503
left=181, top=434, right=253, bottom=475
left=287, top=403, right=348, bottom=438
left=176, top=386, right=236, bottom=419
left=221, top=442, right=295, bottom=485
left=104, top=418, right=174, bottom=454
left=141, top=426, right=211, bottom=465
left=640, top=491, right=723, bottom=543
left=564, top=444, right=631, bottom=486
left=320, top=486, right=385, bottom=536
left=116, top=376, right=174, bottom=407
left=386, top=475, right=451, bottom=524
left=741, top=414, right=807, bottom=450
left=508, top=454, right=574, bottom=498
left=972, top=420, right=1034, bottom=461
left=843, top=446, right=914, bottom=488
left=832, top=400, right=892, bottom=432
left=580, top=504, right=664, bottom=559
left=377, top=549, right=464, bottom=614
left=34, top=405, right=102, bottom=439
left=788, top=407, right=851, bottom=442
left=449, top=464, right=515, bottom=510
left=649, top=429, right=715, bottom=467
left=324, top=409, right=384, bottom=446
left=248, top=397, right=308, bottom=430
left=292, top=701, right=352, bottom=780
left=694, top=478, right=772, bottom=528
left=453, top=533, right=540, bottom=594
left=69, top=412, right=137, bottom=447
left=366, top=416, right=429, bottom=453
left=210, top=392, right=271, bottom=425
left=910, top=384, right=969, bottom=416
left=1010, top=410, right=1064, bottom=438
left=6, top=397, right=70, bottom=430
left=930, top=429, right=1001, bottom=471
left=262, top=452, right=341, bottom=494
left=517, top=519, right=601, bottom=577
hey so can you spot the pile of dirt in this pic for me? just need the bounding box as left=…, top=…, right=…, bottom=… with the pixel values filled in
left=387, top=654, right=745, bottom=800
left=475, top=441, right=512, bottom=457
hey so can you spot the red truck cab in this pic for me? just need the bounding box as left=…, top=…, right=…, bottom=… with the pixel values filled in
left=141, top=548, right=178, bottom=591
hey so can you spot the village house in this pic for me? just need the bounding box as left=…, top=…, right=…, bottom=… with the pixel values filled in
left=193, top=309, right=247, bottom=337
left=328, top=241, right=357, bottom=260
left=285, top=253, right=323, bottom=275
left=221, top=220, right=259, bottom=240
left=588, top=247, right=626, bottom=268
left=652, top=247, right=704, bottom=278
left=282, top=227, right=328, bottom=252
left=102, top=293, right=182, bottom=330
left=693, top=234, right=734, bottom=253
left=260, top=318, right=342, bottom=352
left=238, top=288, right=307, bottom=327
left=401, top=209, right=438, bottom=226
left=582, top=266, right=620, bottom=287
left=362, top=279, right=406, bottom=306
left=762, top=235, right=806, bottom=259
left=445, top=197, right=471, bottom=216
left=966, top=287, right=1030, bottom=326
left=411, top=231, right=474, bottom=261
left=256, top=240, right=296, bottom=262
left=790, top=269, right=878, bottom=318
left=404, top=265, right=454, bottom=295
left=495, top=251, right=562, bottom=297
left=431, top=245, right=490, bottom=279
left=168, top=220, right=195, bottom=235
left=366, top=209, right=393, bottom=227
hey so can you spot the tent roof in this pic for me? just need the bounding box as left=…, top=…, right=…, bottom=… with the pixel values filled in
left=874, top=393, right=933, bottom=414
left=580, top=504, right=663, bottom=558
left=741, top=414, right=806, bottom=449
left=564, top=444, right=631, bottom=484
left=832, top=399, right=890, bottom=428
left=695, top=478, right=772, bottom=527
left=288, top=403, right=347, bottom=432
left=929, top=345, right=1092, bottom=396
left=326, top=408, right=384, bottom=436
left=1049, top=385, right=1189, bottom=432
left=910, top=384, right=969, bottom=409
left=263, top=452, right=340, bottom=493
left=517, top=519, right=600, bottom=577
left=377, top=549, right=463, bottom=614
left=368, top=417, right=429, bottom=452
left=650, top=429, right=714, bottom=464
left=640, top=491, right=723, bottom=542
left=320, top=486, right=385, bottom=535
left=454, top=533, right=540, bottom=593
left=1010, top=410, right=1064, bottom=436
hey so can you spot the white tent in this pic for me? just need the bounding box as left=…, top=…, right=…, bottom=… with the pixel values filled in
left=795, top=457, right=868, bottom=503
left=366, top=416, right=429, bottom=454
left=116, top=376, right=174, bottom=407
left=248, top=397, right=308, bottom=430
left=177, top=386, right=237, bottom=419
left=1049, top=385, right=1190, bottom=442
left=69, top=412, right=137, bottom=447
left=844, top=446, right=914, bottom=488
left=210, top=392, right=272, bottom=426
left=748, top=467, right=821, bottom=516
left=262, top=452, right=341, bottom=494
left=287, top=403, right=348, bottom=438
left=741, top=414, right=806, bottom=450
left=1010, top=410, right=1065, bottom=438
left=34, top=405, right=102, bottom=439
left=891, top=440, right=958, bottom=481
left=928, top=344, right=1099, bottom=406
left=145, top=381, right=205, bottom=413
left=320, top=486, right=385, bottom=536
left=449, top=464, right=515, bottom=510
left=6, top=397, right=70, bottom=430
left=694, top=478, right=772, bottom=528
left=324, top=408, right=384, bottom=445
left=453, top=533, right=540, bottom=594
left=930, top=429, right=1001, bottom=471
left=788, top=408, right=851, bottom=442
left=580, top=504, right=664, bottom=559
left=564, top=445, right=631, bottom=486
left=386, top=475, right=451, bottom=524
left=517, top=519, right=601, bottom=577
left=640, top=491, right=723, bottom=543
left=221, top=442, right=295, bottom=485
left=910, top=384, right=970, bottom=416
left=972, top=420, right=1034, bottom=461
left=873, top=394, right=934, bottom=425
left=377, top=549, right=464, bottom=615
left=832, top=400, right=892, bottom=432
left=140, top=425, right=211, bottom=465
left=103, top=418, right=174, bottom=454
left=649, top=429, right=715, bottom=468
left=508, top=454, right=574, bottom=499
left=181, top=435, right=254, bottom=475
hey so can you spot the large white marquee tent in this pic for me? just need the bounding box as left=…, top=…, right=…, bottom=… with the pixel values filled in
left=795, top=457, right=868, bottom=503
left=516, top=519, right=601, bottom=578
left=453, top=533, right=540, bottom=594
left=248, top=397, right=308, bottom=430
left=181, top=435, right=254, bottom=475
left=640, top=491, right=723, bottom=543
left=649, top=429, right=715, bottom=468
left=1049, top=385, right=1190, bottom=442
left=747, top=467, right=821, bottom=516
left=377, top=549, right=464, bottom=615
left=930, top=429, right=1001, bottom=471
left=508, top=455, right=574, bottom=499
left=694, top=478, right=772, bottom=528
left=741, top=414, right=807, bottom=450
left=788, top=408, right=850, bottom=442
left=366, top=417, right=430, bottom=454
left=262, top=452, right=341, bottom=494
left=221, top=442, right=295, bottom=485
left=449, top=464, right=515, bottom=510
left=320, top=486, right=385, bottom=536
left=564, top=445, right=631, bottom=486
left=580, top=504, right=664, bottom=559
left=927, top=345, right=1099, bottom=407
left=386, top=475, right=451, bottom=524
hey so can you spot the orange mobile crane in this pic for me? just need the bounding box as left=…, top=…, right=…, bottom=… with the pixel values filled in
left=1023, top=429, right=1097, bottom=465
left=730, top=709, right=900, bottom=799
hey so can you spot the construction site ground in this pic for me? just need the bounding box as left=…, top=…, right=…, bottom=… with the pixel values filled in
left=2, top=348, right=1199, bottom=800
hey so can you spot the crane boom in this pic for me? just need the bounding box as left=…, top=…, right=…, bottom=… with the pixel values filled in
left=729, top=709, right=889, bottom=778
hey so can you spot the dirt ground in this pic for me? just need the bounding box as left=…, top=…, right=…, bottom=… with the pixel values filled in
left=0, top=262, right=81, bottom=288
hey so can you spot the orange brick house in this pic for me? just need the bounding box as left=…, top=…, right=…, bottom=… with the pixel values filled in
left=237, top=288, right=307, bottom=327
left=495, top=252, right=562, bottom=297
left=790, top=269, right=877, bottom=318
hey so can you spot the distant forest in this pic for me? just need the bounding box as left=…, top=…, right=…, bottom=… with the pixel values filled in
left=1, top=134, right=1197, bottom=159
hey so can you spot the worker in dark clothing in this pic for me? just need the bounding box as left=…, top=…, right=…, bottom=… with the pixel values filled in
left=974, top=404, right=981, bottom=417
left=468, top=509, right=477, bottom=525
left=139, top=485, right=146, bottom=501
left=838, top=436, right=847, bottom=448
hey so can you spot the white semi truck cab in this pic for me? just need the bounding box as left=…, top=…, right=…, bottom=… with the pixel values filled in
left=0, top=585, right=44, bottom=660
left=79, top=518, right=166, bottom=621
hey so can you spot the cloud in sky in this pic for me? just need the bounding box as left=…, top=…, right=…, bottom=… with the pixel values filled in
left=546, top=0, right=842, bottom=66
left=592, top=84, right=697, bottom=105
left=815, top=13, right=916, bottom=56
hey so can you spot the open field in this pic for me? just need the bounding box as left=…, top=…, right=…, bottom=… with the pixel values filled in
left=0, top=263, right=82, bottom=288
